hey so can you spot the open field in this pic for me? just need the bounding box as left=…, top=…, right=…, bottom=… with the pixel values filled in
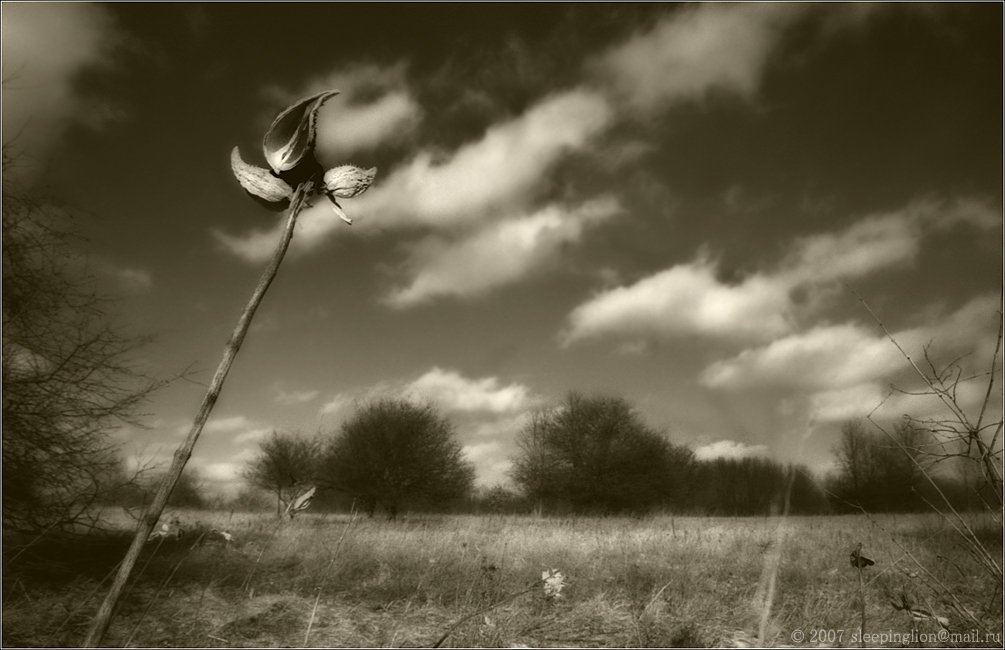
left=3, top=511, right=1001, bottom=648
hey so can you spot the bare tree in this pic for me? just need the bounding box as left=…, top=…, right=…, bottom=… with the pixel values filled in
left=2, top=149, right=162, bottom=533
left=511, top=392, right=694, bottom=514
left=319, top=399, right=475, bottom=519
left=243, top=430, right=320, bottom=517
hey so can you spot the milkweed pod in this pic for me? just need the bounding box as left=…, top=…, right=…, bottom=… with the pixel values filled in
left=262, top=90, right=339, bottom=175
left=291, top=486, right=316, bottom=512
left=230, top=147, right=293, bottom=209
left=323, top=165, right=377, bottom=199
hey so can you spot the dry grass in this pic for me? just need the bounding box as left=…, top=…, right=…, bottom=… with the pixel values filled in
left=3, top=511, right=1001, bottom=647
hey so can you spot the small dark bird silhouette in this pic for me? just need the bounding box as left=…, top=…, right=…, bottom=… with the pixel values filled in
left=850, top=542, right=875, bottom=568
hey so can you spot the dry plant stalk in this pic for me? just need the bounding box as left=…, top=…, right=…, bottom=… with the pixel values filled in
left=82, top=89, right=374, bottom=646
left=82, top=181, right=315, bottom=646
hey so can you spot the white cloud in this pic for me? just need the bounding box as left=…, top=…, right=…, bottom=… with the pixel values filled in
left=232, top=428, right=272, bottom=446
left=386, top=198, right=619, bottom=307
left=702, top=293, right=1001, bottom=393
left=357, top=88, right=612, bottom=231
left=694, top=440, right=769, bottom=461
left=562, top=199, right=1000, bottom=347
left=274, top=388, right=320, bottom=406
left=2, top=4, right=120, bottom=162
left=319, top=393, right=354, bottom=417
left=562, top=256, right=792, bottom=345
left=808, top=383, right=887, bottom=423
left=264, top=61, right=422, bottom=158
left=319, top=90, right=421, bottom=157
left=462, top=441, right=514, bottom=487
left=594, top=3, right=807, bottom=113
left=701, top=322, right=909, bottom=391
left=203, top=416, right=254, bottom=434
left=403, top=367, right=532, bottom=414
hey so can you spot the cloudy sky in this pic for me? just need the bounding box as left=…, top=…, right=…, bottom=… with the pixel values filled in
left=3, top=3, right=1001, bottom=495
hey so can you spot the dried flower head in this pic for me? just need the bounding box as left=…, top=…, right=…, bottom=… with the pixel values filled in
left=231, top=90, right=377, bottom=226
left=541, top=568, right=566, bottom=600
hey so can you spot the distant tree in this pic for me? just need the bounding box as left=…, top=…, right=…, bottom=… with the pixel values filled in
left=243, top=430, right=320, bottom=517
left=318, top=399, right=475, bottom=519
left=692, top=457, right=828, bottom=515
left=2, top=149, right=162, bottom=533
left=828, top=419, right=929, bottom=512
left=165, top=468, right=206, bottom=509
left=510, top=393, right=694, bottom=514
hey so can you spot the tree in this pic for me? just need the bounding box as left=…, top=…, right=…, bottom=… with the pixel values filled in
left=828, top=419, right=929, bottom=512
left=691, top=457, right=828, bottom=515
left=510, top=392, right=694, bottom=514
left=243, top=430, right=320, bottom=517
left=2, top=151, right=160, bottom=533
left=319, top=399, right=475, bottom=518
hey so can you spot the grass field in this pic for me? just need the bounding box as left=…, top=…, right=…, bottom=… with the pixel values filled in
left=3, top=511, right=1001, bottom=648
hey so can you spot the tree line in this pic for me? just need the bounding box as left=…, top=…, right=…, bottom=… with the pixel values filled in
left=242, top=393, right=970, bottom=519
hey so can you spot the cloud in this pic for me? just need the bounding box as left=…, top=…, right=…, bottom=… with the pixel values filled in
left=358, top=88, right=612, bottom=230
left=274, top=387, right=320, bottom=406
left=808, top=383, right=887, bottom=423
left=320, top=90, right=421, bottom=157
left=701, top=322, right=909, bottom=391
left=386, top=198, right=619, bottom=307
left=232, top=428, right=273, bottom=446
left=702, top=293, right=1000, bottom=392
left=562, top=198, right=1000, bottom=347
left=319, top=393, right=355, bottom=417
left=562, top=255, right=792, bottom=345
left=2, top=4, right=121, bottom=161
left=403, top=367, right=532, bottom=414
left=113, top=267, right=153, bottom=293
left=263, top=61, right=422, bottom=158
left=694, top=440, right=769, bottom=461
left=462, top=441, right=514, bottom=487
left=593, top=3, right=807, bottom=114
left=202, top=416, right=254, bottom=434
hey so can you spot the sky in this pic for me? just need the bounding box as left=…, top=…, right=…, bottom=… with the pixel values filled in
left=3, top=3, right=1002, bottom=496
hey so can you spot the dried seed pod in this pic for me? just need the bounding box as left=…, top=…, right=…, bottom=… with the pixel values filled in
left=323, top=165, right=377, bottom=199
left=230, top=147, right=293, bottom=210
left=323, top=165, right=377, bottom=226
left=262, top=90, right=339, bottom=176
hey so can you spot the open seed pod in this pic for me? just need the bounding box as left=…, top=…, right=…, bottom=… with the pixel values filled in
left=262, top=90, right=339, bottom=183
left=230, top=147, right=293, bottom=210
left=322, top=165, right=377, bottom=225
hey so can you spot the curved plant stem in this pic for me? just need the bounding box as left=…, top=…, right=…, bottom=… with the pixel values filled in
left=82, top=180, right=315, bottom=647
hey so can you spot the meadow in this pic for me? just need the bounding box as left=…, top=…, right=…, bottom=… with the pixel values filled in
left=3, top=511, right=1001, bottom=648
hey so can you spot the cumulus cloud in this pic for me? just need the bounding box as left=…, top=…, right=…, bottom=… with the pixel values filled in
left=403, top=367, right=532, bottom=414
left=274, top=387, right=320, bottom=406
left=808, top=383, right=887, bottom=423
left=358, top=88, right=612, bottom=230
left=562, top=255, right=792, bottom=345
left=386, top=198, right=619, bottom=307
left=593, top=3, right=807, bottom=113
left=2, top=4, right=121, bottom=161
left=563, top=198, right=1000, bottom=347
left=694, top=440, right=769, bottom=461
left=702, top=293, right=1000, bottom=392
